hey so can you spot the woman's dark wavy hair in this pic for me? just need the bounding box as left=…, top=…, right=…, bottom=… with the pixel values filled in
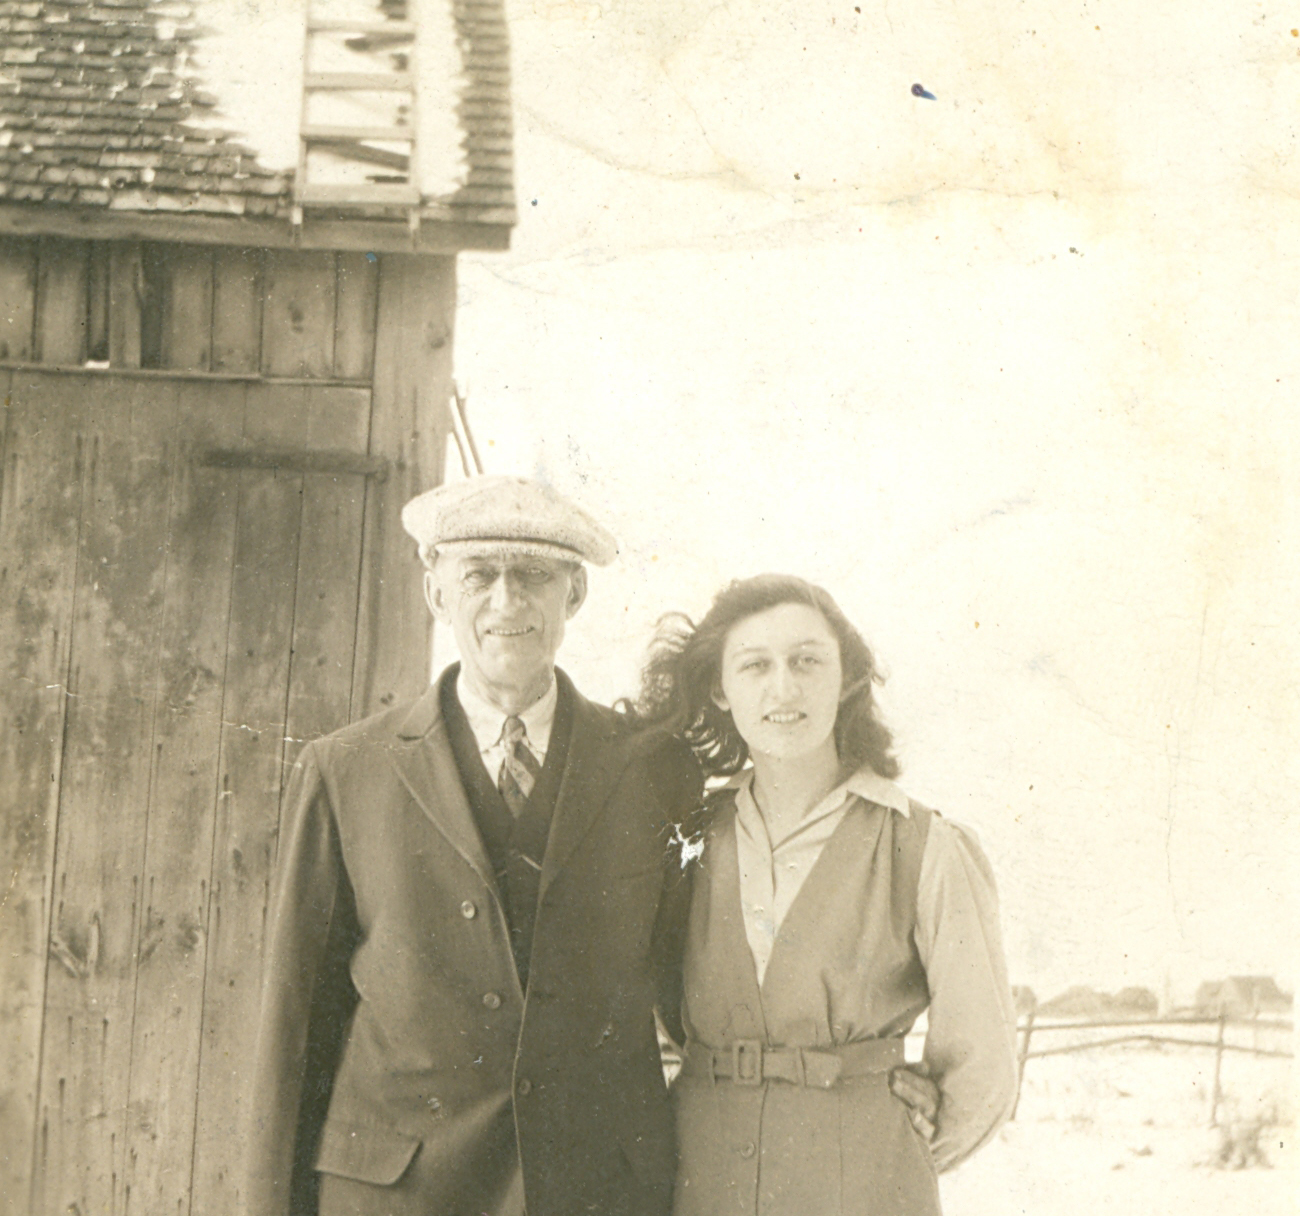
left=622, top=573, right=900, bottom=781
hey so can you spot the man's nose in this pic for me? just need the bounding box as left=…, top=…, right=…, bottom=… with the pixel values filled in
left=489, top=572, right=524, bottom=610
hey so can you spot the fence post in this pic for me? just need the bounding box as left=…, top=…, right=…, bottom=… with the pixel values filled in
left=1010, top=1010, right=1035, bottom=1121
left=1209, top=1013, right=1226, bottom=1127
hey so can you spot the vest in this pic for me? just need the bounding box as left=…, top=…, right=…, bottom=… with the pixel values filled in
left=672, top=794, right=941, bottom=1216
left=441, top=668, right=573, bottom=986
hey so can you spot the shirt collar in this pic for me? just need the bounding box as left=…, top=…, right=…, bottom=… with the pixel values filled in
left=724, top=764, right=911, bottom=818
left=456, top=671, right=559, bottom=757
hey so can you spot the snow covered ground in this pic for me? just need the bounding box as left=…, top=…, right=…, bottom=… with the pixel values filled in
left=940, top=1038, right=1295, bottom=1216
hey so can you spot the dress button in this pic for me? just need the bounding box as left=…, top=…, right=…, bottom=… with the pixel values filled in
left=739, top=1141, right=756, bottom=1159
left=482, top=992, right=502, bottom=1010
left=517, top=1078, right=533, bottom=1096
left=460, top=900, right=477, bottom=919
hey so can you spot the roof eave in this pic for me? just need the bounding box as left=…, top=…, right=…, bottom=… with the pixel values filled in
left=0, top=199, right=513, bottom=253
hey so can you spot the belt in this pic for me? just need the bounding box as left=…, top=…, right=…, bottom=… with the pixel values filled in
left=679, top=1038, right=904, bottom=1090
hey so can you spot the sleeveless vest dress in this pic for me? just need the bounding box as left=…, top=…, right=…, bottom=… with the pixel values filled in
left=672, top=795, right=940, bottom=1216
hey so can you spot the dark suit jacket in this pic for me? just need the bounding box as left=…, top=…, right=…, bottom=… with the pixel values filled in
left=244, top=666, right=702, bottom=1216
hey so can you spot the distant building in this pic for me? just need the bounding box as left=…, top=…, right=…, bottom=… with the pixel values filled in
left=1038, top=985, right=1160, bottom=1019
left=1112, top=987, right=1160, bottom=1017
left=1195, top=976, right=1293, bottom=1018
left=1038, top=986, right=1112, bottom=1018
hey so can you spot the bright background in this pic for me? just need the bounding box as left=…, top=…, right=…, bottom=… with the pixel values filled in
left=431, top=0, right=1300, bottom=1010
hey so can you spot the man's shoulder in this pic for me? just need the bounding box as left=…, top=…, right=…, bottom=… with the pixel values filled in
left=305, top=692, right=436, bottom=762
left=566, top=685, right=688, bottom=760
left=559, top=673, right=699, bottom=788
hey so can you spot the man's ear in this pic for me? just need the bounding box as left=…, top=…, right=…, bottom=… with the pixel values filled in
left=565, top=565, right=588, bottom=619
left=424, top=569, right=450, bottom=622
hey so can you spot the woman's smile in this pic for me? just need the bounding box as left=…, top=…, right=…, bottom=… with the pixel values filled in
left=763, top=709, right=807, bottom=725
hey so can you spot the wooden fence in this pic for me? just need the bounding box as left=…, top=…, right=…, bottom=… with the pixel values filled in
left=1010, top=1013, right=1294, bottom=1125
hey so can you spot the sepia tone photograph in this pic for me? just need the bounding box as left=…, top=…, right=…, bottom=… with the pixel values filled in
left=0, top=1, right=1295, bottom=1214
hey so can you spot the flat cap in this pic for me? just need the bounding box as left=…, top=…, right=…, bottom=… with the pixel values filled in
left=401, top=475, right=618, bottom=567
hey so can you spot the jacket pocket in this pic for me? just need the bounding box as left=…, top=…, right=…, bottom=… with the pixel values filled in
left=314, top=1119, right=421, bottom=1185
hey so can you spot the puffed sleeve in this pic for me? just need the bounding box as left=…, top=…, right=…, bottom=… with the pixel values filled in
left=914, top=815, right=1019, bottom=1172
left=243, top=740, right=360, bottom=1215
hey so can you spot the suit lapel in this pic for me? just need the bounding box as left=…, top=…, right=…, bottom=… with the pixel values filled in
left=388, top=668, right=495, bottom=890
left=539, top=670, right=631, bottom=901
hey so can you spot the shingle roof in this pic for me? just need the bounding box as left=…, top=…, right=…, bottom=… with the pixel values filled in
left=0, top=0, right=514, bottom=226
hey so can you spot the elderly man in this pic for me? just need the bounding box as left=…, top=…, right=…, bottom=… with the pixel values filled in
left=245, top=476, right=702, bottom=1216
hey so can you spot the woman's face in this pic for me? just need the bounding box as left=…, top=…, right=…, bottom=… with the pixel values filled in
left=715, top=602, right=843, bottom=763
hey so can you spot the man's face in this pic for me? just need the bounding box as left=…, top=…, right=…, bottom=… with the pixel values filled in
left=426, top=551, right=587, bottom=709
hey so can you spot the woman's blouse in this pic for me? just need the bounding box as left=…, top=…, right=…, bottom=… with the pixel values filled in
left=721, top=766, right=1019, bottom=1171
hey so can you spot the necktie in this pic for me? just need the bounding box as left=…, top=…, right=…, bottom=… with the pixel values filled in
left=498, top=715, right=541, bottom=817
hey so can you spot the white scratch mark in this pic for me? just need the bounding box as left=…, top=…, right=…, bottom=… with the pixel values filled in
left=669, top=823, right=706, bottom=870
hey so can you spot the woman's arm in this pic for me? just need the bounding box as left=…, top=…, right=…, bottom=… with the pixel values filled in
left=915, top=815, right=1020, bottom=1172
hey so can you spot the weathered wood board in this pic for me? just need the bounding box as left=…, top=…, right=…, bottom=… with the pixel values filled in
left=352, top=254, right=456, bottom=718
left=33, top=238, right=88, bottom=366
left=33, top=374, right=178, bottom=1215
left=211, top=249, right=263, bottom=375
left=188, top=438, right=304, bottom=1216
left=0, top=238, right=38, bottom=360
left=333, top=252, right=379, bottom=382
left=121, top=383, right=243, bottom=1212
left=0, top=368, right=84, bottom=1213
left=262, top=251, right=338, bottom=379
left=157, top=245, right=216, bottom=373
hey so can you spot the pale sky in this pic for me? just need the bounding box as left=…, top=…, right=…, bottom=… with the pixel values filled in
left=442, top=0, right=1300, bottom=1006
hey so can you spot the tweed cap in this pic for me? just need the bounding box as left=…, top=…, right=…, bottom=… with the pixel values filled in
left=401, top=475, right=618, bottom=567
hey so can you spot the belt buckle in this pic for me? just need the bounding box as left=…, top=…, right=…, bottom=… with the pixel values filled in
left=732, top=1039, right=763, bottom=1086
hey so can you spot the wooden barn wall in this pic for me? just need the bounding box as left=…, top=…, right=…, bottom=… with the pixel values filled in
left=0, top=237, right=455, bottom=1215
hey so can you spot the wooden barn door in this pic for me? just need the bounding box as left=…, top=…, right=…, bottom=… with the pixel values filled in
left=0, top=240, right=454, bottom=1215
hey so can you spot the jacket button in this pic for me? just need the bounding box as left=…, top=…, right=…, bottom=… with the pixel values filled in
left=482, top=992, right=502, bottom=1010
left=739, top=1141, right=756, bottom=1159
left=460, top=901, right=477, bottom=919
left=517, top=1078, right=532, bottom=1096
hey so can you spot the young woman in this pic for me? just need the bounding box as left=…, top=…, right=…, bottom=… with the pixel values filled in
left=631, top=574, right=1019, bottom=1216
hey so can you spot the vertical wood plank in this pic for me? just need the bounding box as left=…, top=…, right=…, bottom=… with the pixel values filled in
left=0, top=369, right=84, bottom=1214
left=0, top=238, right=38, bottom=361
left=261, top=251, right=337, bottom=379
left=34, top=238, right=90, bottom=366
left=211, top=248, right=262, bottom=374
left=351, top=255, right=456, bottom=718
left=285, top=474, right=365, bottom=743
left=159, top=246, right=215, bottom=373
left=32, top=376, right=178, bottom=1216
left=284, top=388, right=368, bottom=749
left=109, top=243, right=144, bottom=370
left=87, top=244, right=110, bottom=362
left=120, top=384, right=243, bottom=1214
left=333, top=251, right=379, bottom=381
left=189, top=382, right=308, bottom=1216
